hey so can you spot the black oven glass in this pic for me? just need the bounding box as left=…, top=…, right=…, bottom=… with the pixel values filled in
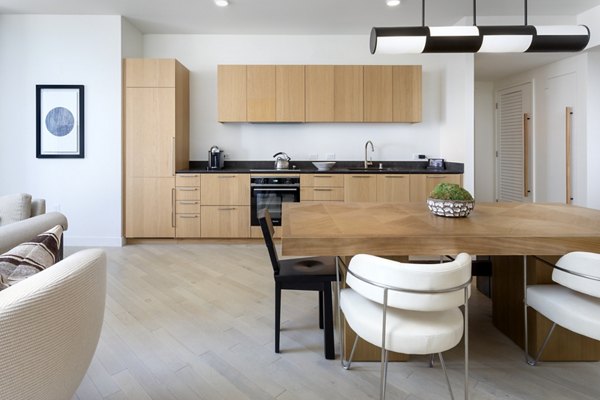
left=250, top=177, right=300, bottom=226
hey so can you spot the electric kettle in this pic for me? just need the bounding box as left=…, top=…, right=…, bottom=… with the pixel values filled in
left=273, top=152, right=291, bottom=169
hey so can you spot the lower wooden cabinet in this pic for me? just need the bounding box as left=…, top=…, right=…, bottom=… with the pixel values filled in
left=125, top=177, right=175, bottom=238
left=175, top=214, right=201, bottom=238
left=201, top=206, right=250, bottom=238
left=301, top=187, right=344, bottom=201
left=376, top=175, right=410, bottom=202
left=344, top=175, right=377, bottom=202
left=409, top=174, right=462, bottom=203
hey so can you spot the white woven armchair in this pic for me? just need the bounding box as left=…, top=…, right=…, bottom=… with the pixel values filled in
left=0, top=249, right=107, bottom=400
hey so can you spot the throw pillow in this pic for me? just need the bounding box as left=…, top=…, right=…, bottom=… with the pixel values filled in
left=0, top=224, right=63, bottom=291
left=0, top=193, right=32, bottom=226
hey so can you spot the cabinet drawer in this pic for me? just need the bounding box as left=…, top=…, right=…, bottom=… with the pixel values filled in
left=176, top=200, right=201, bottom=214
left=302, top=174, right=344, bottom=187
left=176, top=187, right=201, bottom=201
left=301, top=187, right=344, bottom=201
left=175, top=214, right=201, bottom=238
left=201, top=206, right=250, bottom=238
left=201, top=174, right=250, bottom=205
left=175, top=174, right=201, bottom=187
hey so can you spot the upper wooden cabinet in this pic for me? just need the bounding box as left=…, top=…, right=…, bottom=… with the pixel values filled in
left=364, top=66, right=393, bottom=122
left=247, top=65, right=276, bottom=122
left=218, top=65, right=247, bottom=122
left=220, top=65, right=305, bottom=122
left=305, top=65, right=334, bottom=122
left=393, top=65, right=422, bottom=122
left=334, top=66, right=363, bottom=122
left=276, top=65, right=305, bottom=122
left=217, top=64, right=421, bottom=123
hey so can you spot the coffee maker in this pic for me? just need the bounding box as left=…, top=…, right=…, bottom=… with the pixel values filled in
left=208, top=145, right=225, bottom=169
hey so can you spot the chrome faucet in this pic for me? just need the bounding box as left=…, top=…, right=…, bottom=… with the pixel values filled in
left=364, top=140, right=374, bottom=168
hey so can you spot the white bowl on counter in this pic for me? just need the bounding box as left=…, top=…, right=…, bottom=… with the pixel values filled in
left=312, top=161, right=336, bottom=171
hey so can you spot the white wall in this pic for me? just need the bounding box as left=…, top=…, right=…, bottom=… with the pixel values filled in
left=0, top=15, right=123, bottom=246
left=587, top=47, right=600, bottom=209
left=142, top=34, right=475, bottom=191
left=495, top=54, right=592, bottom=207
left=122, top=17, right=143, bottom=58
left=474, top=81, right=495, bottom=202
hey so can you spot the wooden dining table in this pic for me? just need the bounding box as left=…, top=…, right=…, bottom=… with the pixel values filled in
left=281, top=201, right=600, bottom=361
left=281, top=201, right=600, bottom=257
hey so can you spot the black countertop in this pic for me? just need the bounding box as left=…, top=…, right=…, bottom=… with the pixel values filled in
left=177, top=160, right=464, bottom=174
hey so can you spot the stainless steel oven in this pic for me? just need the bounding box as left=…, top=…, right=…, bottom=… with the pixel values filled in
left=250, top=176, right=300, bottom=226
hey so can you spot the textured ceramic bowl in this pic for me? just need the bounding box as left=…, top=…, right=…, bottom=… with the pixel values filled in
left=312, top=161, right=336, bottom=171
left=426, top=198, right=474, bottom=217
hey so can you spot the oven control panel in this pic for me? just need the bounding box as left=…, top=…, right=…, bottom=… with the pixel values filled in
left=251, top=177, right=300, bottom=186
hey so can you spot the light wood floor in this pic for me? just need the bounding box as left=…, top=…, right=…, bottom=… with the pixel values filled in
left=69, top=243, right=600, bottom=400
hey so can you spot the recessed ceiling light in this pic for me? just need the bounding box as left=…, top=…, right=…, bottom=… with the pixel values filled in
left=215, top=0, right=229, bottom=7
left=386, top=0, right=401, bottom=6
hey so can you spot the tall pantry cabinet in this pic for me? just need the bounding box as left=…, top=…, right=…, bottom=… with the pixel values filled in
left=124, top=59, right=190, bottom=238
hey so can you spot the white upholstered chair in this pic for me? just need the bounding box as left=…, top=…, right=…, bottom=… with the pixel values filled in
left=0, top=248, right=107, bottom=400
left=524, top=251, right=600, bottom=365
left=338, top=253, right=472, bottom=400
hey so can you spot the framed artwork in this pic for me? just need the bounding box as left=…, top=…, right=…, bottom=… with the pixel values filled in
left=36, top=85, right=84, bottom=158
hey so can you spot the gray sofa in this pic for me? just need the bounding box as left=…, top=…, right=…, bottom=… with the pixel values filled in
left=0, top=194, right=68, bottom=255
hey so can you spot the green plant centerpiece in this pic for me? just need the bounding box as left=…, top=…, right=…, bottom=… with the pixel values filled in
left=426, top=183, right=474, bottom=217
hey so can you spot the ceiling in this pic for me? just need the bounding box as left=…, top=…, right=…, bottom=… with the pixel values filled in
left=1, top=0, right=599, bottom=80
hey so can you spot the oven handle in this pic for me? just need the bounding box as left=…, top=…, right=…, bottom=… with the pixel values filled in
left=252, top=188, right=299, bottom=192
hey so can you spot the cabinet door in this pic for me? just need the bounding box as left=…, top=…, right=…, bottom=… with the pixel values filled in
left=201, top=206, right=250, bottom=238
left=305, top=65, right=334, bottom=122
left=175, top=214, right=201, bottom=238
left=125, top=87, right=176, bottom=178
left=201, top=174, right=250, bottom=205
left=364, top=66, right=393, bottom=122
left=344, top=175, right=377, bottom=202
left=125, top=59, right=175, bottom=88
left=125, top=177, right=175, bottom=238
left=409, top=174, right=463, bottom=202
left=276, top=65, right=305, bottom=122
left=377, top=175, right=410, bottom=202
left=247, top=65, right=276, bottom=122
left=334, top=66, right=363, bottom=122
left=218, top=65, right=247, bottom=122
left=393, top=65, right=422, bottom=122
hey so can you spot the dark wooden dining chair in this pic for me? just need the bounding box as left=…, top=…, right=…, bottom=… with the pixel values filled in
left=258, top=208, right=336, bottom=359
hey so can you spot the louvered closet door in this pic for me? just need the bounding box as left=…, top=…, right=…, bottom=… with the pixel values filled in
left=497, top=83, right=532, bottom=202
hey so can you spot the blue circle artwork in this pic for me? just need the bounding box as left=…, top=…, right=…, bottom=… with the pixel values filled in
left=45, top=107, right=75, bottom=137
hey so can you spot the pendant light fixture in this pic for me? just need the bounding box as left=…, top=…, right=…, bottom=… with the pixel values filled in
left=370, top=0, right=590, bottom=54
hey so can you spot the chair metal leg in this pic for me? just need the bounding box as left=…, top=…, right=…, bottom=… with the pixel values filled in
left=523, top=255, right=530, bottom=364
left=439, top=353, right=456, bottom=400
left=464, top=287, right=469, bottom=400
left=527, top=322, right=557, bottom=366
left=429, top=353, right=435, bottom=368
left=275, top=283, right=281, bottom=353
left=380, top=349, right=389, bottom=400
left=319, top=290, right=324, bottom=329
left=341, top=335, right=359, bottom=370
left=323, top=282, right=335, bottom=360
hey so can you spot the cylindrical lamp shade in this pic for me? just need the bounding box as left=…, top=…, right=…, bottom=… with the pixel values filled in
left=479, top=25, right=535, bottom=53
left=370, top=27, right=428, bottom=54
left=370, top=25, right=590, bottom=54
left=528, top=25, right=590, bottom=52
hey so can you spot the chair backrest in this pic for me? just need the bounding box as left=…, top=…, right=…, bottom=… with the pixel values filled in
left=258, top=208, right=280, bottom=274
left=347, top=253, right=472, bottom=311
left=0, top=248, right=107, bottom=400
left=554, top=251, right=600, bottom=298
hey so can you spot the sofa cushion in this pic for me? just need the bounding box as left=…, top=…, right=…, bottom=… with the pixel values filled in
left=0, top=193, right=32, bottom=226
left=0, top=225, right=62, bottom=291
